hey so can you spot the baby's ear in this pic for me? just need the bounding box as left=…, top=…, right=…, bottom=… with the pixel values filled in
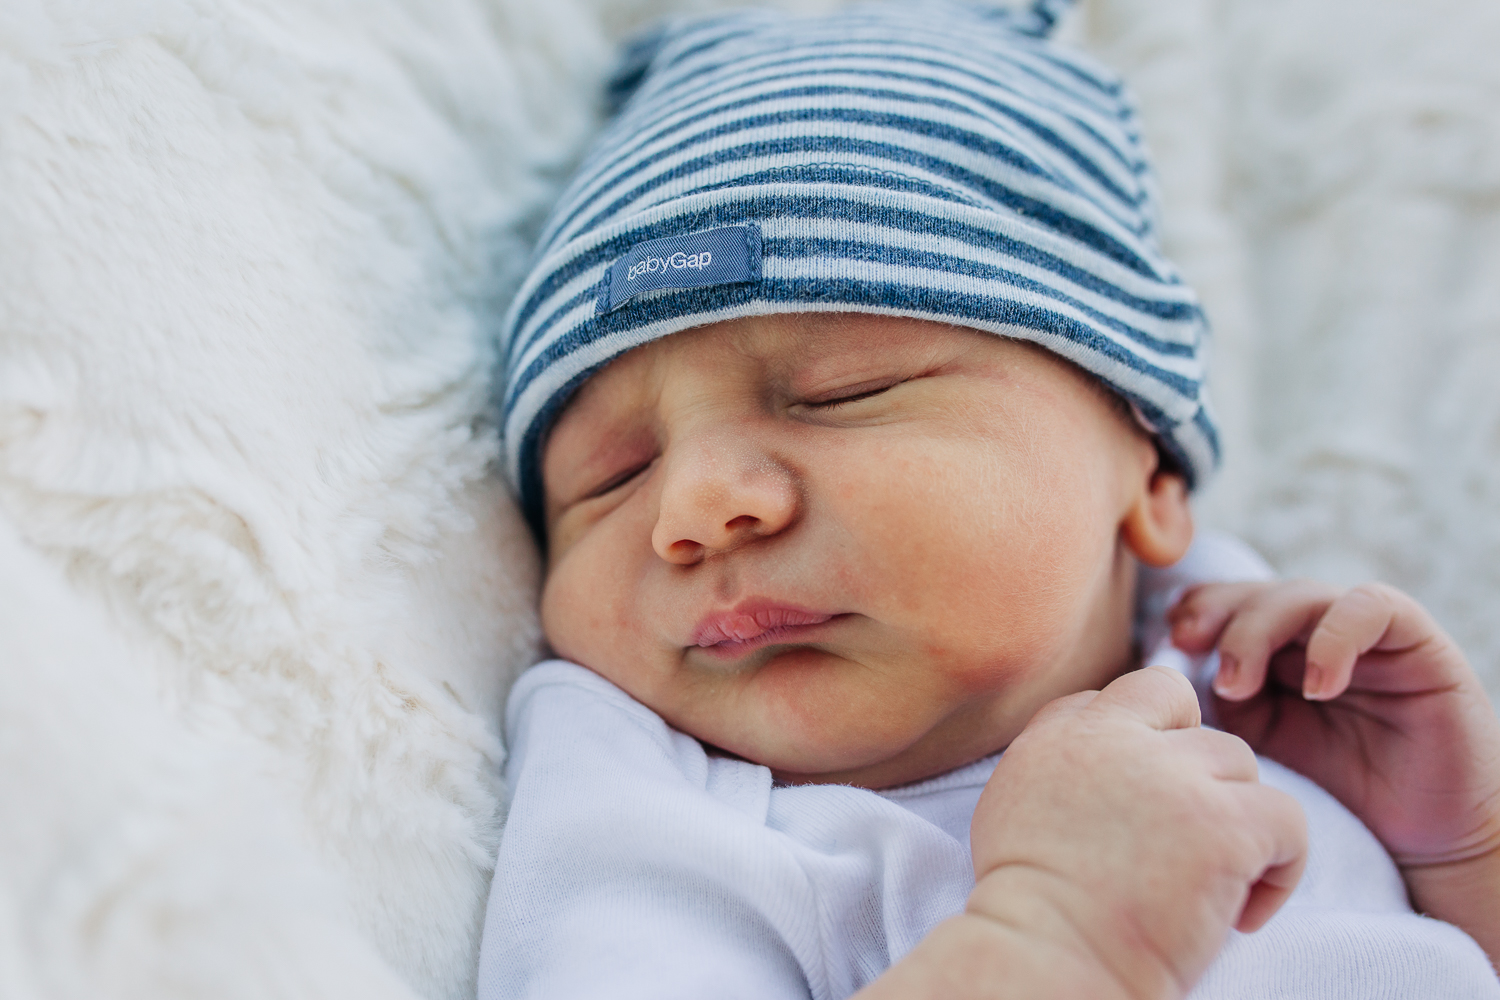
left=1121, top=469, right=1193, bottom=568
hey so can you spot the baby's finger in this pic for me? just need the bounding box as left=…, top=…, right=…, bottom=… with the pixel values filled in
left=1168, top=582, right=1270, bottom=654
left=1301, top=583, right=1437, bottom=700
left=1213, top=580, right=1343, bottom=702
left=1234, top=784, right=1308, bottom=933
left=1164, top=726, right=1259, bottom=783
left=1022, top=688, right=1100, bottom=728
left=1090, top=665, right=1201, bottom=732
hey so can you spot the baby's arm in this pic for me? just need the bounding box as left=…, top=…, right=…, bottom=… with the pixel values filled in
left=857, top=667, right=1308, bottom=1000
left=1172, top=581, right=1500, bottom=962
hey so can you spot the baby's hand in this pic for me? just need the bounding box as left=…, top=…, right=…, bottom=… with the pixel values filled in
left=893, top=667, right=1306, bottom=1000
left=1171, top=580, right=1500, bottom=959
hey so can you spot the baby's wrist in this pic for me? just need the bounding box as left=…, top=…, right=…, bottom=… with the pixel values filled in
left=1403, top=846, right=1500, bottom=965
left=962, top=864, right=1181, bottom=1000
left=859, top=908, right=1132, bottom=1000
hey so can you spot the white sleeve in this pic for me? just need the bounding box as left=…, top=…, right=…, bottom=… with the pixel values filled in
left=476, top=661, right=818, bottom=1000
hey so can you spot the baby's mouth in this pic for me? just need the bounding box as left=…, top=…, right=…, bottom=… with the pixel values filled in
left=691, top=603, right=841, bottom=659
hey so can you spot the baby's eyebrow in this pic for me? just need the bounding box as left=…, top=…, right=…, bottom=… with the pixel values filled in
left=545, top=409, right=643, bottom=495
left=572, top=428, right=646, bottom=478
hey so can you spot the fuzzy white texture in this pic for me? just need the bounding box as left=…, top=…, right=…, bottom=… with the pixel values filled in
left=1082, top=0, right=1500, bottom=692
left=2, top=0, right=1500, bottom=997
left=0, top=518, right=424, bottom=999
left=0, top=0, right=582, bottom=994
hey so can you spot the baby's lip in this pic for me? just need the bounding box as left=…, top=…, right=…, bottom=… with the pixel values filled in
left=691, top=601, right=840, bottom=658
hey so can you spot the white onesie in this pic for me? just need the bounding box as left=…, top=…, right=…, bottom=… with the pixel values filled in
left=478, top=536, right=1500, bottom=999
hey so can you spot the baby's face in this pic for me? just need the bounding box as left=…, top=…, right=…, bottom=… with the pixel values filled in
left=540, top=313, right=1189, bottom=788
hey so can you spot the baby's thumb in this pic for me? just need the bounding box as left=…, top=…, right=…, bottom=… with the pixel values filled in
left=1022, top=687, right=1101, bottom=729
left=1092, top=665, right=1202, bottom=732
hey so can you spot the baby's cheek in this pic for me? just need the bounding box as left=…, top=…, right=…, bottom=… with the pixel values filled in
left=539, top=544, right=635, bottom=667
left=537, top=570, right=587, bottom=661
left=936, top=470, right=1107, bottom=660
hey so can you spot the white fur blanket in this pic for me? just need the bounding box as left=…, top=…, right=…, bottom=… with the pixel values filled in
left=2, top=0, right=1498, bottom=996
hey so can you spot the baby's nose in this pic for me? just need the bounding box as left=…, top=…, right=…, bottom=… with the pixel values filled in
left=650, top=436, right=799, bottom=564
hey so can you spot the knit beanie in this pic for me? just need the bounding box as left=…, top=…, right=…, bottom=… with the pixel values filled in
left=499, top=0, right=1218, bottom=531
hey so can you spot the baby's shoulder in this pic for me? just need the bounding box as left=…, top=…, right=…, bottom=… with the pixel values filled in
left=506, top=659, right=669, bottom=747
left=504, top=659, right=775, bottom=819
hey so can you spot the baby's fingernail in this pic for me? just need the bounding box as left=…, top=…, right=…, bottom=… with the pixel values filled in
left=1214, top=654, right=1238, bottom=695
left=1303, top=666, right=1327, bottom=700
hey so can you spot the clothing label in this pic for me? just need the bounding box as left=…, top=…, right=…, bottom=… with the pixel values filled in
left=598, top=224, right=762, bottom=312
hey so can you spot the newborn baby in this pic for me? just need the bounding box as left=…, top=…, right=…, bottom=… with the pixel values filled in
left=477, top=3, right=1500, bottom=997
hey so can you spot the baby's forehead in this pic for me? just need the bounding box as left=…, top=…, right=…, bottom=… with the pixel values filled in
left=553, top=313, right=983, bottom=415
left=543, top=312, right=1135, bottom=459
left=605, top=313, right=966, bottom=378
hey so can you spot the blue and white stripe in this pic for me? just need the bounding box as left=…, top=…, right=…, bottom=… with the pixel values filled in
left=500, top=1, right=1218, bottom=529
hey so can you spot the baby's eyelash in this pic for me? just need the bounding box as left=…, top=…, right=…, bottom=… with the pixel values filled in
left=583, top=460, right=652, bottom=500
left=811, top=383, right=900, bottom=409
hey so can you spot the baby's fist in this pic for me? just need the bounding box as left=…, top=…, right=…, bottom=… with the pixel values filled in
left=967, top=667, right=1306, bottom=999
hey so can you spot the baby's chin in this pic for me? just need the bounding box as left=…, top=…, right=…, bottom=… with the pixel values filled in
left=724, top=696, right=1030, bottom=790
left=764, top=744, right=1000, bottom=791
left=706, top=698, right=1012, bottom=791
left=676, top=707, right=984, bottom=788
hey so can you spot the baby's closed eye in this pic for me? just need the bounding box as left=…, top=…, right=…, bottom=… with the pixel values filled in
left=803, top=379, right=907, bottom=409
left=583, top=458, right=655, bottom=501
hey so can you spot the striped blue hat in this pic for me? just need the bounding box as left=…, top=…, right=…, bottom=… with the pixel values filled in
left=500, top=0, right=1218, bottom=531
